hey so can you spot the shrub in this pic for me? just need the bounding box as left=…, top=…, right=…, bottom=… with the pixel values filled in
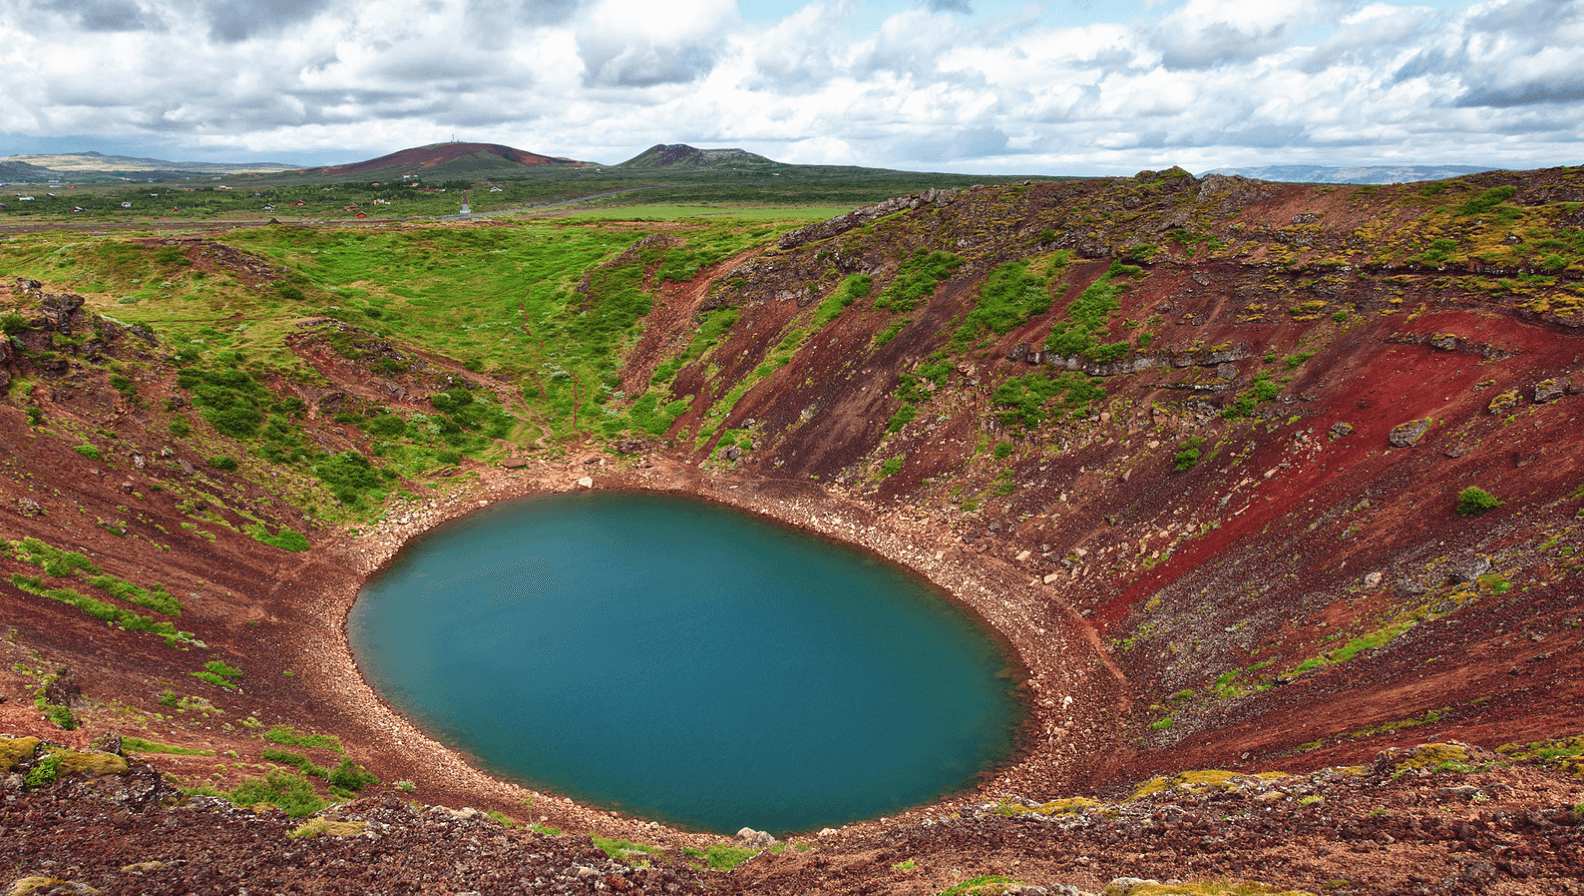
left=327, top=757, right=379, bottom=791
left=0, top=312, right=28, bottom=335
left=25, top=407, right=44, bottom=426
left=24, top=754, right=61, bottom=787
left=226, top=770, right=328, bottom=817
left=366, top=414, right=406, bottom=438
left=313, top=450, right=382, bottom=503
left=1457, top=486, right=1501, bottom=516
left=1458, top=185, right=1517, bottom=217
left=207, top=455, right=238, bottom=471
left=74, top=445, right=102, bottom=460
left=1174, top=436, right=1205, bottom=471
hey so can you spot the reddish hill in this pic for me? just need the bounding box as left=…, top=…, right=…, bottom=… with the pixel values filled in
left=302, top=141, right=582, bottom=177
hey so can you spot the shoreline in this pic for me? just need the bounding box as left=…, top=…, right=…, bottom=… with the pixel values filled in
left=302, top=450, right=1117, bottom=842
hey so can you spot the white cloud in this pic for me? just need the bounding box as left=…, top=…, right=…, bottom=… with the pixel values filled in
left=575, top=0, right=740, bottom=86
left=0, top=0, right=1581, bottom=174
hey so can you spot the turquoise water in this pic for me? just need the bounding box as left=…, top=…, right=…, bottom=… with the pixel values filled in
left=347, top=491, right=1023, bottom=834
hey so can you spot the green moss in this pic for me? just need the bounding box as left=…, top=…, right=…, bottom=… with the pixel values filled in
left=0, top=736, right=40, bottom=772
left=681, top=844, right=759, bottom=870
left=288, top=818, right=368, bottom=839
left=48, top=748, right=129, bottom=777
left=1391, top=742, right=1472, bottom=773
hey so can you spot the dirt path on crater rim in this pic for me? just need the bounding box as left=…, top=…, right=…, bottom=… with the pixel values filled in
left=289, top=452, right=1123, bottom=844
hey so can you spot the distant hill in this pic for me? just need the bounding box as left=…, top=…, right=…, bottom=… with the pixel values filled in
left=1, top=151, right=298, bottom=180
left=0, top=159, right=58, bottom=182
left=617, top=144, right=777, bottom=169
left=1202, top=164, right=1496, bottom=185
left=301, top=143, right=585, bottom=179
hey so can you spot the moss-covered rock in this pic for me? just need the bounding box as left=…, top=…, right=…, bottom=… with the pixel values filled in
left=1497, top=734, right=1584, bottom=777
left=288, top=818, right=368, bottom=839
left=48, top=748, right=130, bottom=777
left=5, top=877, right=100, bottom=896
left=0, top=736, right=41, bottom=773
left=1130, top=769, right=1289, bottom=800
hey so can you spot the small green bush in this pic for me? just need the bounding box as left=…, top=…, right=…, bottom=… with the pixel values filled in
left=326, top=757, right=378, bottom=791
left=207, top=455, right=238, bottom=471
left=1457, top=486, right=1501, bottom=516
left=226, top=770, right=328, bottom=817
left=74, top=445, right=102, bottom=460
left=1174, top=436, right=1205, bottom=471
left=24, top=754, right=61, bottom=787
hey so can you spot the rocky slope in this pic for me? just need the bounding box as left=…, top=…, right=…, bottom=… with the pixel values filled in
left=1, top=165, right=1583, bottom=894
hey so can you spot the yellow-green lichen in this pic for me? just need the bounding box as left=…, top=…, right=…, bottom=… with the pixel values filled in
left=996, top=796, right=1101, bottom=816
left=48, top=748, right=129, bottom=777
left=288, top=818, right=369, bottom=839
left=1130, top=769, right=1286, bottom=800
left=1391, top=743, right=1473, bottom=773
left=1496, top=734, right=1584, bottom=777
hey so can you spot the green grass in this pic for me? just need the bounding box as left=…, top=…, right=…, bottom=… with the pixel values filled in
left=560, top=204, right=847, bottom=222
left=873, top=249, right=961, bottom=313
left=263, top=725, right=344, bottom=754
left=9, top=573, right=200, bottom=648
left=951, top=255, right=1067, bottom=347
left=120, top=737, right=213, bottom=756
left=681, top=844, right=760, bottom=870
left=591, top=835, right=662, bottom=861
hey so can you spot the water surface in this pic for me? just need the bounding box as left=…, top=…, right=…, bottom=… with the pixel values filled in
left=348, top=491, right=1022, bottom=833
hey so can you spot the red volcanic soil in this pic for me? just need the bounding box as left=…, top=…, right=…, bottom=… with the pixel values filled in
left=303, top=142, right=581, bottom=177
left=4, top=169, right=1584, bottom=894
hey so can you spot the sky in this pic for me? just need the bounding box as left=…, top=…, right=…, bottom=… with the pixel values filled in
left=0, top=0, right=1579, bottom=176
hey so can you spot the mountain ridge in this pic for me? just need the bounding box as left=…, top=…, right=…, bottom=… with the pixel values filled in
left=298, top=141, right=585, bottom=178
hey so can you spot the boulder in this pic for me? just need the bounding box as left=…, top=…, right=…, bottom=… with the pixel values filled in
left=734, top=827, right=777, bottom=848
left=1329, top=421, right=1353, bottom=440
left=1387, top=419, right=1431, bottom=448
left=1535, top=379, right=1566, bottom=403
left=1446, top=554, right=1491, bottom=584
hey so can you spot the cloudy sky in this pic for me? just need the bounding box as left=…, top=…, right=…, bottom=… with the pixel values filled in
left=0, top=0, right=1579, bottom=175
